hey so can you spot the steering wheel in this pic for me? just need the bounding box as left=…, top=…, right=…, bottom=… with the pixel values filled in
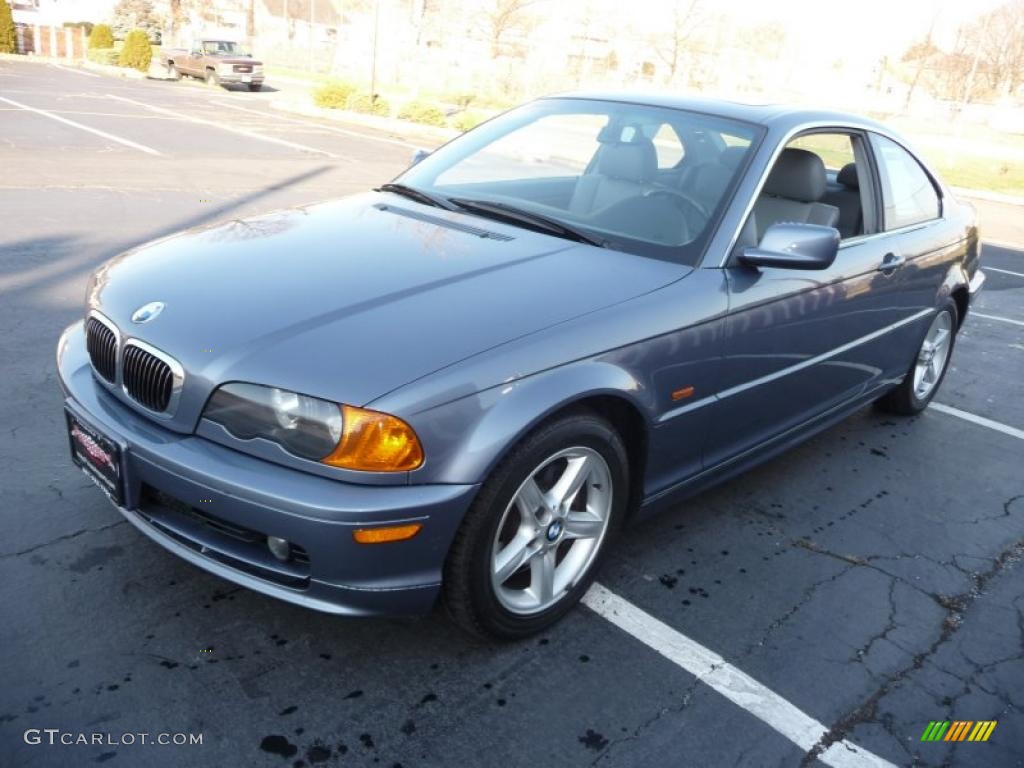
left=642, top=188, right=710, bottom=242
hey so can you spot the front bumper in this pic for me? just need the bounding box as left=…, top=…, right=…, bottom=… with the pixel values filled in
left=57, top=321, right=478, bottom=616
left=217, top=72, right=264, bottom=85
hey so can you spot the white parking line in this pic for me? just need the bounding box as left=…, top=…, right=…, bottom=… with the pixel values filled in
left=212, top=100, right=419, bottom=149
left=984, top=239, right=1024, bottom=252
left=50, top=62, right=101, bottom=78
left=930, top=403, right=1024, bottom=441
left=107, top=94, right=339, bottom=158
left=985, top=266, right=1024, bottom=279
left=584, top=583, right=896, bottom=768
left=972, top=312, right=1024, bottom=328
left=0, top=95, right=162, bottom=156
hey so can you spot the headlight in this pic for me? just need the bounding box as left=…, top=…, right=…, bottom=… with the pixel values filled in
left=203, top=383, right=423, bottom=472
left=218, top=62, right=233, bottom=72
left=253, top=64, right=264, bottom=73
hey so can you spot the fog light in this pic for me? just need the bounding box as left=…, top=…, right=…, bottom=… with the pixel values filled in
left=267, top=536, right=291, bottom=561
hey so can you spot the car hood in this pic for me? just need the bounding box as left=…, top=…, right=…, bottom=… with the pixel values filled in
left=88, top=193, right=687, bottom=429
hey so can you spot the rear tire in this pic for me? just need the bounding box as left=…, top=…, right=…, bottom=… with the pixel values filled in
left=204, top=68, right=219, bottom=86
left=443, top=411, right=628, bottom=640
left=876, top=300, right=958, bottom=415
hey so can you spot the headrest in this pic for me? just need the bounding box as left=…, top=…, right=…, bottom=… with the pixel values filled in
left=837, top=162, right=859, bottom=189
left=597, top=141, right=656, bottom=183
left=719, top=145, right=747, bottom=170
left=763, top=147, right=826, bottom=202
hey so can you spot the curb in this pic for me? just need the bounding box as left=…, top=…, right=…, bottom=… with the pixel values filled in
left=269, top=99, right=460, bottom=148
left=952, top=187, right=1024, bottom=207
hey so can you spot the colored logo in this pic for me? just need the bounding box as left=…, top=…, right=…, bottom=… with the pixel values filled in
left=546, top=520, right=563, bottom=541
left=131, top=301, right=164, bottom=324
left=920, top=721, right=997, bottom=742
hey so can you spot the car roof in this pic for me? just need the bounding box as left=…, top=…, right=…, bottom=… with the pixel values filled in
left=544, top=91, right=890, bottom=133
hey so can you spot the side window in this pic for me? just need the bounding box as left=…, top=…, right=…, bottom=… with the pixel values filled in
left=649, top=123, right=685, bottom=169
left=744, top=132, right=866, bottom=243
left=872, top=135, right=940, bottom=230
left=788, top=133, right=855, bottom=172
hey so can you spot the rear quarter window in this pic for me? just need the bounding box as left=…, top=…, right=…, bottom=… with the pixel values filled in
left=872, top=134, right=940, bottom=230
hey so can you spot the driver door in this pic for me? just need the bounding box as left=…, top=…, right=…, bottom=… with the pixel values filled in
left=704, top=130, right=913, bottom=467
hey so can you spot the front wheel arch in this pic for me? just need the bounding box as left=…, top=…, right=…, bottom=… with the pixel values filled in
left=404, top=361, right=653, bottom=491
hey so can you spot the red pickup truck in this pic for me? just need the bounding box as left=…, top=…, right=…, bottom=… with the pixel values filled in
left=165, top=40, right=265, bottom=91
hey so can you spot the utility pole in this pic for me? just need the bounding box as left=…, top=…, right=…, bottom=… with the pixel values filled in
left=370, top=0, right=380, bottom=104
left=247, top=0, right=255, bottom=53
left=308, top=0, right=314, bottom=71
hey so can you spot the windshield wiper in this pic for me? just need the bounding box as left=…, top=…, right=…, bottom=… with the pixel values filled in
left=448, top=198, right=606, bottom=247
left=375, top=183, right=454, bottom=211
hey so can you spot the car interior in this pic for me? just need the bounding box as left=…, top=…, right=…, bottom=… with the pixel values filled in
left=427, top=114, right=876, bottom=264
left=732, top=132, right=875, bottom=254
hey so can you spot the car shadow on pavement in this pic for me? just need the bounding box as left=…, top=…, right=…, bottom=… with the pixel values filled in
left=0, top=165, right=333, bottom=303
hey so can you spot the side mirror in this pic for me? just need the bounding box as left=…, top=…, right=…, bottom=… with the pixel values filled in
left=410, top=148, right=430, bottom=167
left=740, top=223, right=839, bottom=270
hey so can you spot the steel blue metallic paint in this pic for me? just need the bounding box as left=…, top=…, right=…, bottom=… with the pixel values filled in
left=58, top=95, right=983, bottom=616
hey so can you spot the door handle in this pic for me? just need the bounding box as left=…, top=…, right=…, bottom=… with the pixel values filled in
left=877, top=253, right=905, bottom=273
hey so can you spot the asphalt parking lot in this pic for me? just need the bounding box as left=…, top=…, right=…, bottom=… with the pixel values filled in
left=2, top=59, right=1023, bottom=768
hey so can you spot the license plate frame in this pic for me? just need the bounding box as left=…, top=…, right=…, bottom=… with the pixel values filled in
left=65, top=408, right=124, bottom=506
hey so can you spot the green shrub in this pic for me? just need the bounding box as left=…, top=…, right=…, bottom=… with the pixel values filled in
left=441, top=90, right=476, bottom=108
left=89, top=23, right=114, bottom=49
left=450, top=110, right=487, bottom=132
left=87, top=48, right=120, bottom=65
left=312, top=80, right=356, bottom=109
left=117, top=29, right=152, bottom=71
left=346, top=92, right=390, bottom=117
left=397, top=100, right=446, bottom=127
left=0, top=0, right=16, bottom=54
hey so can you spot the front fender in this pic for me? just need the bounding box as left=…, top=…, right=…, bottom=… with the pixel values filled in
left=405, top=360, right=651, bottom=485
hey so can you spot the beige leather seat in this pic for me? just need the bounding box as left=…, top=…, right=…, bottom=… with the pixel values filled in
left=569, top=139, right=657, bottom=215
left=749, top=148, right=839, bottom=242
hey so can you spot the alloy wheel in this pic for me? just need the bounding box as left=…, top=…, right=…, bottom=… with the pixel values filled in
left=490, top=446, right=612, bottom=615
left=913, top=310, right=953, bottom=400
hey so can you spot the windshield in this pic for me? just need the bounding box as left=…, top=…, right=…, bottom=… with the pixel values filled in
left=202, top=41, right=246, bottom=55
left=397, top=98, right=761, bottom=263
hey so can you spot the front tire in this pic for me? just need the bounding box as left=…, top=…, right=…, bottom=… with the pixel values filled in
left=443, top=411, right=628, bottom=640
left=876, top=300, right=958, bottom=415
left=248, top=83, right=262, bottom=92
left=167, top=62, right=181, bottom=80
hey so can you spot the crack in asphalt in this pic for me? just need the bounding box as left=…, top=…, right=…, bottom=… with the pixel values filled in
left=797, top=537, right=1024, bottom=766
left=850, top=578, right=899, bottom=664
left=0, top=520, right=126, bottom=559
left=588, top=675, right=704, bottom=766
left=741, top=562, right=858, bottom=657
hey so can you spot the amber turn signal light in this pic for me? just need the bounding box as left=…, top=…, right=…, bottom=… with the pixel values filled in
left=321, top=405, right=424, bottom=472
left=352, top=523, right=423, bottom=544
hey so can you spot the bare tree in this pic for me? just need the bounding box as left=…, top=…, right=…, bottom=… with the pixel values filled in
left=480, top=0, right=540, bottom=59
left=900, top=35, right=942, bottom=109
left=970, top=0, right=1024, bottom=97
left=654, top=0, right=703, bottom=82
